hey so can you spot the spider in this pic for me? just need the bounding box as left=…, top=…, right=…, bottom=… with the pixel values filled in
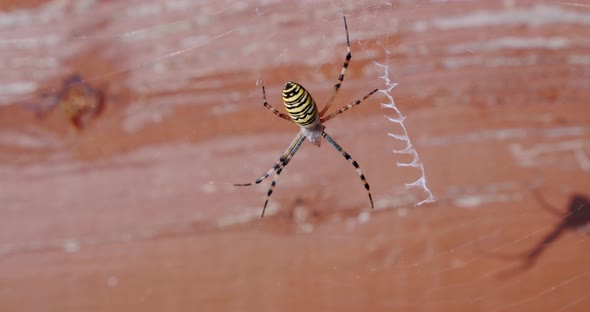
left=235, top=16, right=379, bottom=217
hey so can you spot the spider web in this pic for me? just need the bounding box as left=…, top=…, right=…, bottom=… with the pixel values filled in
left=374, top=53, right=435, bottom=206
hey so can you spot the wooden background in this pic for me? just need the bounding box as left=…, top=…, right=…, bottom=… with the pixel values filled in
left=1, top=0, right=590, bottom=311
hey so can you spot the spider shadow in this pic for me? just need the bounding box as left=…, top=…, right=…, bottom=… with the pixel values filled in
left=522, top=191, right=590, bottom=268
left=482, top=190, right=590, bottom=276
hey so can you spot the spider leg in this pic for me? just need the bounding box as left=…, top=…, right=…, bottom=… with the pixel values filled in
left=260, top=134, right=305, bottom=217
left=234, top=132, right=303, bottom=187
left=319, top=15, right=351, bottom=117
left=262, top=85, right=291, bottom=121
left=320, top=88, right=379, bottom=123
left=322, top=131, right=374, bottom=208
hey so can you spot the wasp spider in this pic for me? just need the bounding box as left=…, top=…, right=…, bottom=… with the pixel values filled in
left=235, top=16, right=379, bottom=217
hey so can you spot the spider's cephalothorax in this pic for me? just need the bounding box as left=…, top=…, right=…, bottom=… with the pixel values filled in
left=235, top=16, right=379, bottom=217
left=282, top=81, right=324, bottom=146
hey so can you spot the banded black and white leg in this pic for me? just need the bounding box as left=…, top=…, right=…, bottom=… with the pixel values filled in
left=234, top=133, right=306, bottom=217
left=261, top=85, right=291, bottom=121
left=322, top=131, right=374, bottom=208
left=260, top=134, right=306, bottom=217
left=320, top=15, right=352, bottom=117
left=320, top=88, right=379, bottom=123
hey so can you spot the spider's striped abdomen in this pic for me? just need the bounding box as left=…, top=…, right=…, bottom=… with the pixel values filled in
left=282, top=81, right=320, bottom=129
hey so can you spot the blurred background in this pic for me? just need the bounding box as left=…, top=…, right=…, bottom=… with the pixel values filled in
left=1, top=0, right=590, bottom=311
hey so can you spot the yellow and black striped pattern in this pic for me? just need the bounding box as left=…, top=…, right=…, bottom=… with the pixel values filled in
left=282, top=81, right=319, bottom=128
